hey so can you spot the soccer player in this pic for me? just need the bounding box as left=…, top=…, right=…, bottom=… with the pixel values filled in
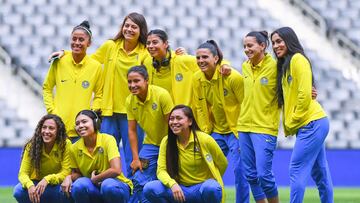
left=144, top=29, right=232, bottom=106
left=13, top=114, right=71, bottom=203
left=144, top=105, right=227, bottom=203
left=271, top=27, right=333, bottom=203
left=43, top=20, right=103, bottom=143
left=61, top=110, right=132, bottom=203
left=125, top=65, right=174, bottom=202
left=192, top=40, right=249, bottom=203
left=239, top=31, right=279, bottom=203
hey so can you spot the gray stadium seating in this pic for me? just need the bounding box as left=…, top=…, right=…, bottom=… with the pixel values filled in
left=0, top=0, right=359, bottom=148
left=304, top=0, right=360, bottom=46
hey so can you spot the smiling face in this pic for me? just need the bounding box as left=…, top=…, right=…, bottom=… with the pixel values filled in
left=75, top=114, right=95, bottom=137
left=169, top=109, right=192, bottom=136
left=196, top=48, right=218, bottom=77
left=146, top=34, right=168, bottom=61
left=41, top=119, right=57, bottom=146
left=71, top=29, right=90, bottom=55
left=243, top=36, right=265, bottom=63
left=122, top=18, right=140, bottom=43
left=128, top=71, right=148, bottom=99
left=271, top=33, right=288, bottom=58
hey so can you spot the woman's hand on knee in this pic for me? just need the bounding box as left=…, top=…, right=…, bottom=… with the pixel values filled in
left=34, top=179, right=48, bottom=198
left=61, top=175, right=72, bottom=198
left=28, top=185, right=40, bottom=203
left=171, top=183, right=185, bottom=202
left=130, top=159, right=143, bottom=175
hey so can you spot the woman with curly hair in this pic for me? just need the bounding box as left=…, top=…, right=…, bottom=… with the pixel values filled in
left=13, top=114, right=72, bottom=203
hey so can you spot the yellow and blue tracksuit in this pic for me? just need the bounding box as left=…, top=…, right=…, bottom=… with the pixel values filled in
left=282, top=53, right=333, bottom=203
left=69, top=133, right=132, bottom=203
left=64, top=39, right=149, bottom=176
left=126, top=85, right=174, bottom=203
left=144, top=131, right=228, bottom=203
left=238, top=53, right=279, bottom=201
left=13, top=140, right=72, bottom=203
left=192, top=66, right=249, bottom=203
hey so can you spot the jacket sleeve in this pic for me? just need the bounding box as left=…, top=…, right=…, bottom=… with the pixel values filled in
left=91, top=40, right=112, bottom=64
left=18, top=146, right=34, bottom=189
left=43, top=140, right=72, bottom=184
left=156, top=137, right=177, bottom=188
left=42, top=63, right=57, bottom=114
left=289, top=54, right=313, bottom=127
left=91, top=64, right=104, bottom=110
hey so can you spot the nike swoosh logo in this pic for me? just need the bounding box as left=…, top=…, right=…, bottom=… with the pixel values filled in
left=199, top=98, right=204, bottom=100
left=61, top=80, right=67, bottom=82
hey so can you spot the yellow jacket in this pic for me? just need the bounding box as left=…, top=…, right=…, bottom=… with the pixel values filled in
left=144, top=51, right=198, bottom=106
left=157, top=131, right=228, bottom=203
left=192, top=66, right=244, bottom=137
left=43, top=54, right=103, bottom=137
left=238, top=54, right=280, bottom=136
left=18, top=140, right=72, bottom=189
left=282, top=53, right=326, bottom=135
left=90, top=39, right=149, bottom=116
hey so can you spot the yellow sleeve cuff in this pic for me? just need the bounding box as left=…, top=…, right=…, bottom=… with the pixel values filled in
left=43, top=176, right=52, bottom=184
left=25, top=181, right=34, bottom=189
left=166, top=179, right=177, bottom=188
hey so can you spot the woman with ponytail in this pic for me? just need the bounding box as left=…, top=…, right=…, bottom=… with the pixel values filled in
left=191, top=40, right=249, bottom=203
left=43, top=20, right=103, bottom=143
left=238, top=31, right=279, bottom=203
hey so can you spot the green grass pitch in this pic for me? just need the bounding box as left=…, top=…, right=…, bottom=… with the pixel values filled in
left=1, top=187, right=359, bottom=202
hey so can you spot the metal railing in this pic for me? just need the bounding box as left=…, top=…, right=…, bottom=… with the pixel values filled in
left=287, top=0, right=360, bottom=70
left=0, top=46, right=43, bottom=97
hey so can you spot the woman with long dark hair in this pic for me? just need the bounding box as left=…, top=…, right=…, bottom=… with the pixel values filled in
left=271, top=27, right=333, bottom=203
left=13, top=114, right=71, bottom=203
left=144, top=105, right=227, bottom=203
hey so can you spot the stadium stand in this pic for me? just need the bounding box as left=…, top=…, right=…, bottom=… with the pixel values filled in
left=0, top=0, right=359, bottom=149
left=303, top=0, right=360, bottom=46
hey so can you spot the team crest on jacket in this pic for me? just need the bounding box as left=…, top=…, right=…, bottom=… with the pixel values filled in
left=152, top=103, right=158, bottom=110
left=260, top=77, right=268, bottom=85
left=98, top=147, right=104, bottom=154
left=175, top=73, right=183, bottom=81
left=223, top=88, right=228, bottom=96
left=82, top=80, right=90, bottom=89
left=78, top=150, right=83, bottom=157
left=205, top=153, right=213, bottom=162
left=287, top=75, right=293, bottom=84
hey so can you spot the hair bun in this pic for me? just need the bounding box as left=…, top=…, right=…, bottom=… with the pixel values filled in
left=260, top=31, right=268, bottom=38
left=79, top=20, right=90, bottom=29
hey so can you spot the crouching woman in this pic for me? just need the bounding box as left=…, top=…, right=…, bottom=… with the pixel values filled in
left=13, top=114, right=71, bottom=203
left=61, top=110, right=133, bottom=203
left=144, top=105, right=228, bottom=203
